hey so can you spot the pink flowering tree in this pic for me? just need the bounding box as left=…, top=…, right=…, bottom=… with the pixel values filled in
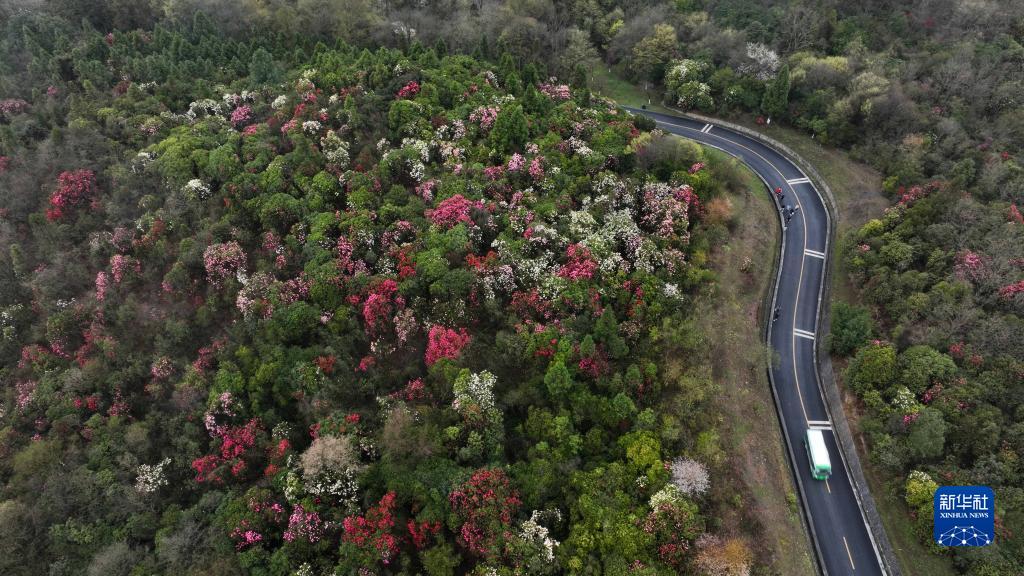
left=0, top=98, right=30, bottom=117
left=537, top=80, right=571, bottom=100
left=427, top=194, right=482, bottom=229
left=528, top=156, right=545, bottom=181
left=425, top=325, right=471, bottom=366
left=999, top=280, right=1024, bottom=299
left=109, top=254, right=141, bottom=284
left=230, top=105, right=253, bottom=127
left=469, top=106, right=500, bottom=130
left=283, top=504, right=325, bottom=543
left=203, top=241, right=247, bottom=287
left=95, top=271, right=109, bottom=302
left=640, top=183, right=696, bottom=239
left=507, top=153, right=525, bottom=172
left=557, top=243, right=598, bottom=281
left=449, top=468, right=521, bottom=558
left=955, top=250, right=987, bottom=282
left=191, top=414, right=265, bottom=484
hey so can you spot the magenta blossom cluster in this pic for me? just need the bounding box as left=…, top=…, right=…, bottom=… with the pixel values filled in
left=95, top=271, right=109, bottom=302
left=283, top=504, right=325, bottom=543
left=558, top=244, right=599, bottom=281
left=15, top=380, right=36, bottom=411
left=641, top=184, right=696, bottom=238
left=230, top=105, right=253, bottom=127
left=278, top=273, right=311, bottom=304
left=229, top=516, right=268, bottom=550
left=427, top=194, right=482, bottom=229
left=415, top=179, right=436, bottom=203
left=425, top=325, right=471, bottom=366
left=469, top=105, right=500, bottom=129
left=529, top=156, right=545, bottom=181
left=955, top=250, right=986, bottom=281
left=999, top=280, right=1024, bottom=299
left=483, top=165, right=504, bottom=180
left=0, top=98, right=29, bottom=116
left=363, top=279, right=401, bottom=333
left=191, top=417, right=263, bottom=483
left=507, top=153, right=525, bottom=172
left=538, top=80, right=571, bottom=100
left=110, top=254, right=141, bottom=284
left=150, top=356, right=173, bottom=380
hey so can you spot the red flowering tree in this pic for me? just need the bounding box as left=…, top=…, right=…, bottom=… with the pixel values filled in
left=396, top=81, right=421, bottom=99
left=449, top=468, right=521, bottom=558
left=191, top=418, right=265, bottom=483
left=425, top=325, right=471, bottom=366
left=363, top=279, right=402, bottom=334
left=342, top=491, right=401, bottom=565
left=46, top=169, right=97, bottom=221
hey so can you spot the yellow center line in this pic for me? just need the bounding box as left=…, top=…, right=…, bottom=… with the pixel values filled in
left=656, top=119, right=811, bottom=423
left=843, top=536, right=856, bottom=570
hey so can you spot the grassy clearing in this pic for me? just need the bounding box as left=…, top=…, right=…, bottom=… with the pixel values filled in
left=693, top=147, right=816, bottom=576
left=589, top=66, right=672, bottom=113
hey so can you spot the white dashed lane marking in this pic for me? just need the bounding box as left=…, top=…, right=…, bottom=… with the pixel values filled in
left=787, top=177, right=811, bottom=185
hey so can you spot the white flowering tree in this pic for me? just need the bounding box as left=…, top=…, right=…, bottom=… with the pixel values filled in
left=670, top=457, right=710, bottom=497
left=449, top=369, right=504, bottom=463
left=294, top=435, right=361, bottom=509
left=665, top=59, right=714, bottom=111
left=135, top=458, right=171, bottom=494
left=739, top=42, right=781, bottom=81
left=514, top=509, right=561, bottom=573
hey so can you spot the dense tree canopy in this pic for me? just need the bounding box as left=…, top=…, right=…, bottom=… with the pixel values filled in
left=0, top=10, right=756, bottom=576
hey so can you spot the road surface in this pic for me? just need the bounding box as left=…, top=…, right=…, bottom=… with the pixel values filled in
left=627, top=108, right=886, bottom=576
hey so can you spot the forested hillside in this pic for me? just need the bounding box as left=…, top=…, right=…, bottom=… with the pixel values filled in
left=0, top=9, right=764, bottom=576
left=3, top=1, right=1023, bottom=574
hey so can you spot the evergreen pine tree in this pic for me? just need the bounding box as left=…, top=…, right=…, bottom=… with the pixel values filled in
left=761, top=63, right=790, bottom=119
left=478, top=33, right=491, bottom=60
left=490, top=103, right=529, bottom=153
left=522, top=62, right=540, bottom=86
left=572, top=63, right=588, bottom=89
left=433, top=38, right=448, bottom=57
left=504, top=71, right=522, bottom=95
left=249, top=47, right=275, bottom=84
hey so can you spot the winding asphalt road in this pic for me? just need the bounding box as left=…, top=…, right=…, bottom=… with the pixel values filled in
left=627, top=108, right=886, bottom=576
